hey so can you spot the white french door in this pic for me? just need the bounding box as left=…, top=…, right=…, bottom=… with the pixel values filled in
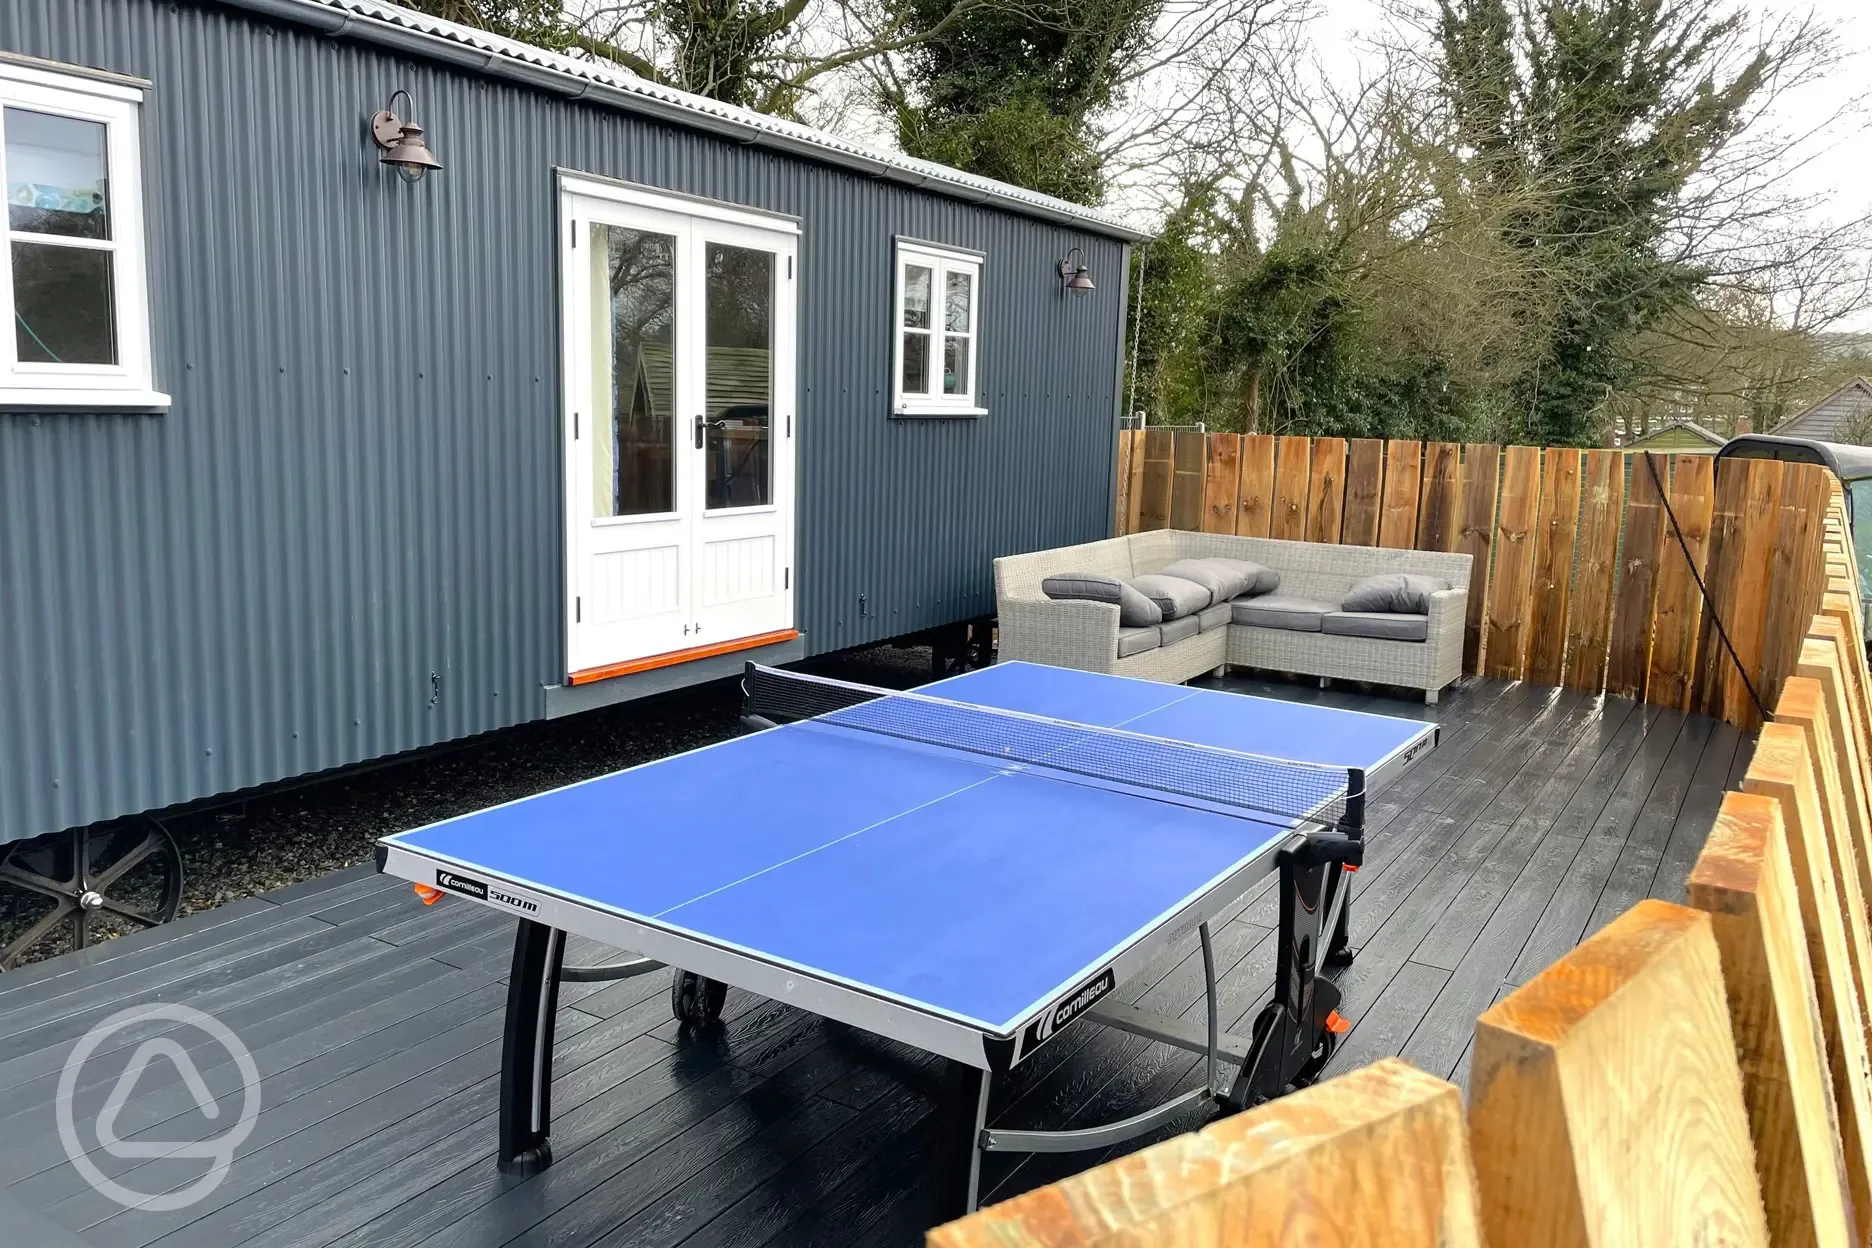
left=560, top=175, right=798, bottom=680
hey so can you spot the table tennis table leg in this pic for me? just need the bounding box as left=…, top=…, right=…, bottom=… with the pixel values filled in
left=499, top=918, right=565, bottom=1176
left=934, top=1060, right=991, bottom=1218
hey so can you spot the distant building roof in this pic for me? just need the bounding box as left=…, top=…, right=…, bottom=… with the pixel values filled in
left=1620, top=420, right=1727, bottom=452
left=1775, top=378, right=1872, bottom=442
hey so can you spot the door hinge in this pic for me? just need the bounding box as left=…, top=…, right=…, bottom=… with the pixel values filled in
left=573, top=411, right=579, bottom=439
left=570, top=220, right=577, bottom=249
left=786, top=255, right=793, bottom=280
left=786, top=413, right=791, bottom=437
left=784, top=567, right=790, bottom=589
left=575, top=596, right=581, bottom=623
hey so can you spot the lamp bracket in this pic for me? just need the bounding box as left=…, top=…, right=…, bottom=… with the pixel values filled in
left=370, top=109, right=405, bottom=150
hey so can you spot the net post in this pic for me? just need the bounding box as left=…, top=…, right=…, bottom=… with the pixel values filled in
left=1344, top=767, right=1366, bottom=840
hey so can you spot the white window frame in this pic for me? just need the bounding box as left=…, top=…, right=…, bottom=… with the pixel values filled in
left=0, top=59, right=165, bottom=410
left=892, top=238, right=984, bottom=418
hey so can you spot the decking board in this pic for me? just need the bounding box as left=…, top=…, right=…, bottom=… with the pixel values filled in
left=0, top=673, right=1743, bottom=1248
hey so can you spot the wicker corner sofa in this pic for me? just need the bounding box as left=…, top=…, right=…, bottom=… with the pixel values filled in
left=994, top=530, right=1472, bottom=703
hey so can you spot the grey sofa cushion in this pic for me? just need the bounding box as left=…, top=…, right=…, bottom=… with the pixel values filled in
left=1206, top=557, right=1280, bottom=595
left=1130, top=573, right=1211, bottom=620
left=1042, top=572, right=1162, bottom=627
left=1230, top=594, right=1336, bottom=632
left=1323, top=610, right=1429, bottom=642
left=1116, top=626, right=1161, bottom=657
left=1160, top=558, right=1265, bottom=604
left=1196, top=602, right=1232, bottom=632
left=1342, top=573, right=1451, bottom=615
left=1158, top=614, right=1202, bottom=645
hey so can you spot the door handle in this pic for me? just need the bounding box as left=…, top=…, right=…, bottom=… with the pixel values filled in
left=692, top=414, right=723, bottom=449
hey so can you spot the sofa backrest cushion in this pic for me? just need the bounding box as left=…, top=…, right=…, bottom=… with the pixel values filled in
left=1143, top=533, right=1471, bottom=602
left=1130, top=573, right=1212, bottom=619
left=1041, top=573, right=1162, bottom=627
left=1161, top=558, right=1247, bottom=604
left=1342, top=572, right=1451, bottom=615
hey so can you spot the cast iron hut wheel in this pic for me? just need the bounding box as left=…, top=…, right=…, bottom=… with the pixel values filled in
left=0, top=817, right=185, bottom=970
left=671, top=971, right=727, bottom=1027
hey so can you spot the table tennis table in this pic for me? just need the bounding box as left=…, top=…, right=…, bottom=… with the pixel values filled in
left=375, top=660, right=1436, bottom=1217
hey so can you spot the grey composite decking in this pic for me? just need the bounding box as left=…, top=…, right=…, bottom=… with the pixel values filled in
left=0, top=673, right=1746, bottom=1248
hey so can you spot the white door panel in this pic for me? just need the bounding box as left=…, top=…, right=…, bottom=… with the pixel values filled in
left=562, top=182, right=796, bottom=679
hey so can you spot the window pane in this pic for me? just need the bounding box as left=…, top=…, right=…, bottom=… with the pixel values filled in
left=943, top=334, right=970, bottom=397
left=902, top=264, right=932, bottom=328
left=901, top=331, right=930, bottom=394
left=944, top=271, right=972, bottom=331
left=592, top=223, right=676, bottom=517
left=6, top=108, right=110, bottom=240
left=705, top=242, right=773, bottom=510
left=13, top=241, right=115, bottom=364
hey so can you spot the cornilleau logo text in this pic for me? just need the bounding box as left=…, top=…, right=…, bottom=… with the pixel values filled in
left=1017, top=968, right=1116, bottom=1061
left=436, top=870, right=488, bottom=900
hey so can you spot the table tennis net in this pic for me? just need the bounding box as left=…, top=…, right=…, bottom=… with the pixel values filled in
left=743, top=665, right=1360, bottom=832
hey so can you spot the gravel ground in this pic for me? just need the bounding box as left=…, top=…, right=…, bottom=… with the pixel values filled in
left=0, top=644, right=941, bottom=969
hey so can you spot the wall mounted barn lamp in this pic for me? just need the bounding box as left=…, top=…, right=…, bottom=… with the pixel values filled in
left=371, top=89, right=442, bottom=183
left=1057, top=247, right=1094, bottom=296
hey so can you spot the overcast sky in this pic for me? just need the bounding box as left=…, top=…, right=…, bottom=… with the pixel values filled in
left=1305, top=0, right=1872, bottom=327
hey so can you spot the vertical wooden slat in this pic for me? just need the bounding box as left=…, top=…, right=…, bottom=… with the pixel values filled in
left=1759, top=465, right=1833, bottom=712
left=1562, top=449, right=1625, bottom=691
left=1687, top=792, right=1855, bottom=1248
left=1457, top=444, right=1501, bottom=675
left=1797, top=634, right=1872, bottom=898
left=1745, top=722, right=1872, bottom=1244
left=1114, top=429, right=1132, bottom=535
left=1199, top=433, right=1241, bottom=535
left=1697, top=458, right=1784, bottom=727
left=1378, top=439, right=1423, bottom=549
left=1525, top=447, right=1582, bottom=686
left=1305, top=437, right=1347, bottom=544
left=1608, top=452, right=1666, bottom=699
left=1269, top=435, right=1311, bottom=540
left=1234, top=432, right=1275, bottom=538
left=1341, top=438, right=1385, bottom=546
left=1415, top=441, right=1462, bottom=551
left=1482, top=445, right=1541, bottom=680
left=1468, top=901, right=1770, bottom=1247
left=1168, top=430, right=1205, bottom=531
left=1646, top=455, right=1715, bottom=710
left=1135, top=428, right=1174, bottom=532
left=1121, top=429, right=1146, bottom=535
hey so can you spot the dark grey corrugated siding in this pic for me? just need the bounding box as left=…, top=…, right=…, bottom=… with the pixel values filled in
left=0, top=0, right=1126, bottom=843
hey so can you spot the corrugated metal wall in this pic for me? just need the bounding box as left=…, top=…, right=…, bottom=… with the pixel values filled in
left=0, top=0, right=1128, bottom=843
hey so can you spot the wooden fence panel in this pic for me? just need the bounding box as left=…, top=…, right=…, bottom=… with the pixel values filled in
left=929, top=1059, right=1483, bottom=1248
left=1646, top=455, right=1715, bottom=710
left=1135, top=428, right=1174, bottom=532
left=1609, top=453, right=1666, bottom=699
left=1797, top=634, right=1872, bottom=883
left=1379, top=439, right=1423, bottom=549
left=1306, top=437, right=1347, bottom=544
left=1236, top=433, right=1276, bottom=537
left=1416, top=441, right=1462, bottom=551
left=1483, top=445, right=1541, bottom=680
left=1526, top=448, right=1582, bottom=686
left=1342, top=438, right=1385, bottom=546
left=1697, top=458, right=1783, bottom=726
left=1468, top=900, right=1769, bottom=1247
left=1744, top=721, right=1872, bottom=1243
left=1759, top=466, right=1833, bottom=712
left=1271, top=435, right=1311, bottom=541
left=1169, top=430, right=1206, bottom=532
left=1687, top=792, right=1854, bottom=1248
left=1563, top=449, right=1625, bottom=691
left=1457, top=444, right=1501, bottom=675
left=1200, top=433, right=1242, bottom=535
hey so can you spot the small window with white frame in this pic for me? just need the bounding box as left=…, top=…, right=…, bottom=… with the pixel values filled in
left=0, top=57, right=163, bottom=409
left=893, top=239, right=982, bottom=417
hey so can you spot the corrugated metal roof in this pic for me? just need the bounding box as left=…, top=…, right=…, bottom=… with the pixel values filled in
left=216, top=0, right=1151, bottom=242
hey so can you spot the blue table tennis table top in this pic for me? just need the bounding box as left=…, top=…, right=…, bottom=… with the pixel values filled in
left=385, top=663, right=1433, bottom=1035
